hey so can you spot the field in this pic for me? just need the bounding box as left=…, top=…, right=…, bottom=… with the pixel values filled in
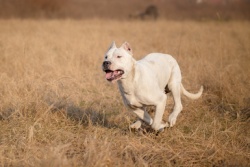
left=0, top=19, right=249, bottom=166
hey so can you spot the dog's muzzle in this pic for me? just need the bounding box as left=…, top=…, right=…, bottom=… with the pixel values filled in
left=102, top=61, right=111, bottom=71
left=102, top=61, right=124, bottom=82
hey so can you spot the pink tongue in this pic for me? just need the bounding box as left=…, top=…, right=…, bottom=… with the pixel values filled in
left=105, top=72, right=113, bottom=79
left=105, top=71, right=119, bottom=80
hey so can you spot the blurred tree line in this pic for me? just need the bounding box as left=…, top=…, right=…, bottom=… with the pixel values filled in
left=0, top=0, right=249, bottom=20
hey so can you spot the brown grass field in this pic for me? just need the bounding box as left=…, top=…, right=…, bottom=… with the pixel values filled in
left=0, top=19, right=249, bottom=166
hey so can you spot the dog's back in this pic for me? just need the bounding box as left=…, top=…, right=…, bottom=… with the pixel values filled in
left=137, top=53, right=180, bottom=90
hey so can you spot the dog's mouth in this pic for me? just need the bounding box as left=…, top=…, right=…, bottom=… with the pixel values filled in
left=105, top=69, right=124, bottom=82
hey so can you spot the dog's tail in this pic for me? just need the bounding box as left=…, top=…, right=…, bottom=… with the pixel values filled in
left=181, top=84, right=203, bottom=100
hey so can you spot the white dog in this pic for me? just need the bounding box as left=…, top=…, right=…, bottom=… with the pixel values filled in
left=102, top=42, right=203, bottom=131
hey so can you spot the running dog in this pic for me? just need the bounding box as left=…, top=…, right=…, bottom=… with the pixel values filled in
left=102, top=42, right=203, bottom=131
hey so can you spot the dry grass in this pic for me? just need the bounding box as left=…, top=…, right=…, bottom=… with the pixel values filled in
left=0, top=19, right=249, bottom=166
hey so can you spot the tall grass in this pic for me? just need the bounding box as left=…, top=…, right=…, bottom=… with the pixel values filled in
left=0, top=19, right=249, bottom=166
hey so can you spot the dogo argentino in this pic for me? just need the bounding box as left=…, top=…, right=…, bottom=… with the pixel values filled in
left=102, top=42, right=203, bottom=131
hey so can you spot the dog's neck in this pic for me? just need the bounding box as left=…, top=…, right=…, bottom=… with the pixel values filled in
left=117, top=59, right=136, bottom=95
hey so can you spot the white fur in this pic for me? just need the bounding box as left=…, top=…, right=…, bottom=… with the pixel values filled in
left=103, top=42, right=203, bottom=131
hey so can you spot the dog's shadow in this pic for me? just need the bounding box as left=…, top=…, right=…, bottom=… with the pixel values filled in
left=65, top=104, right=112, bottom=128
left=0, top=94, right=165, bottom=135
left=0, top=102, right=120, bottom=131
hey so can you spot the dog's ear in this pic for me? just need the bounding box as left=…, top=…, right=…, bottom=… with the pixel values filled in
left=109, top=41, right=116, bottom=50
left=121, top=42, right=133, bottom=55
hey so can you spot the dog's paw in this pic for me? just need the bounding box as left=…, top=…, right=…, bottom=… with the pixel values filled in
left=151, top=121, right=169, bottom=131
left=168, top=114, right=177, bottom=127
left=151, top=122, right=160, bottom=131
left=130, top=120, right=142, bottom=130
left=156, top=126, right=167, bottom=135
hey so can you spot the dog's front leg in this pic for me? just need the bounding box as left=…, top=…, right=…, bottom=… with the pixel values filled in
left=151, top=94, right=168, bottom=131
left=130, top=108, right=153, bottom=129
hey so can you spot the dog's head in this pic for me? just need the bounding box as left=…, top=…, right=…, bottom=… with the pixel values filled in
left=102, top=41, right=135, bottom=83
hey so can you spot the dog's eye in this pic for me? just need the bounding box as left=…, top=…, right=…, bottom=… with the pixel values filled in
left=105, top=56, right=108, bottom=59
left=117, top=55, right=122, bottom=58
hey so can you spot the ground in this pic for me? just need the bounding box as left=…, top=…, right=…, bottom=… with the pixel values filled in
left=0, top=19, right=249, bottom=166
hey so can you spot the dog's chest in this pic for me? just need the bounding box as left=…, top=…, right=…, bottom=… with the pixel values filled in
left=118, top=80, right=144, bottom=109
left=122, top=93, right=142, bottom=109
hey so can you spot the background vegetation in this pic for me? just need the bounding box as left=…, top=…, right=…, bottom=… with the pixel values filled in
left=0, top=0, right=249, bottom=166
left=0, top=0, right=249, bottom=20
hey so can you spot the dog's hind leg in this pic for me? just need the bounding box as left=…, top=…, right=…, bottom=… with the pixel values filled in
left=168, top=83, right=183, bottom=127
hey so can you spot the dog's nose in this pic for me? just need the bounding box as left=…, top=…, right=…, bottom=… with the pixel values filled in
left=103, top=61, right=111, bottom=69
